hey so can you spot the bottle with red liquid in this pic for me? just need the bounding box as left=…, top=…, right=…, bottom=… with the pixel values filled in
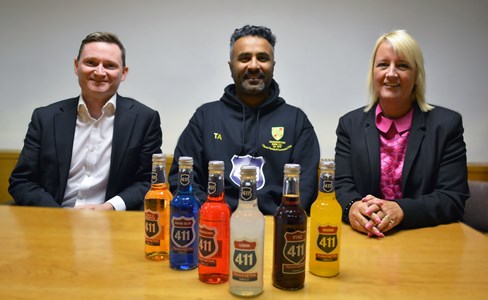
left=272, top=163, right=307, bottom=290
left=198, top=161, right=231, bottom=283
left=144, top=153, right=173, bottom=261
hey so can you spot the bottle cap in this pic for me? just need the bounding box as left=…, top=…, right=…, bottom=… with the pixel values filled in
left=152, top=153, right=166, bottom=162
left=284, top=163, right=300, bottom=174
left=208, top=160, right=224, bottom=171
left=240, top=165, right=257, bottom=176
left=178, top=156, right=193, bottom=165
left=320, top=158, right=335, bottom=171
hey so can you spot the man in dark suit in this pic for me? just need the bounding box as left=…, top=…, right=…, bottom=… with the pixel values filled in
left=9, top=32, right=162, bottom=210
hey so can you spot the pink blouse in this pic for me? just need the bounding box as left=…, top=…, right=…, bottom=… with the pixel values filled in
left=375, top=105, right=413, bottom=200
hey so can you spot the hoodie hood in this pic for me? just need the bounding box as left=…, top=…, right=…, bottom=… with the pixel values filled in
left=219, top=79, right=286, bottom=157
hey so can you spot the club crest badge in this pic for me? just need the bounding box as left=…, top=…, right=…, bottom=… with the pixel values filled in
left=272, top=127, right=284, bottom=141
left=262, top=126, right=292, bottom=152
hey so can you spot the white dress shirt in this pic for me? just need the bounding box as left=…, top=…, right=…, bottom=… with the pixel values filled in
left=62, top=95, right=126, bottom=210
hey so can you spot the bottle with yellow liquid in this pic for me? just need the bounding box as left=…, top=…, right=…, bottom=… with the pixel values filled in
left=309, top=158, right=342, bottom=277
left=144, top=153, right=173, bottom=261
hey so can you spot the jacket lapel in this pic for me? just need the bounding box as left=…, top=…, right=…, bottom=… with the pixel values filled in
left=402, top=104, right=425, bottom=191
left=364, top=106, right=381, bottom=195
left=108, top=96, right=137, bottom=193
left=53, top=98, right=78, bottom=199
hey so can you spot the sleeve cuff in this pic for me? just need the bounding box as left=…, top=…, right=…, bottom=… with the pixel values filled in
left=342, top=199, right=360, bottom=224
left=107, top=196, right=127, bottom=211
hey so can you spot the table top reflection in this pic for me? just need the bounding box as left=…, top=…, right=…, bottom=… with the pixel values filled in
left=0, top=205, right=487, bottom=300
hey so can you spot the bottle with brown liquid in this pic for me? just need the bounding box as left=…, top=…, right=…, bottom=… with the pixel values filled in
left=272, top=163, right=307, bottom=290
left=144, top=153, right=173, bottom=261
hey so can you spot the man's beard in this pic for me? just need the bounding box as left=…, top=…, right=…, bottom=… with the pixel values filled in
left=240, top=80, right=266, bottom=95
left=239, top=71, right=267, bottom=95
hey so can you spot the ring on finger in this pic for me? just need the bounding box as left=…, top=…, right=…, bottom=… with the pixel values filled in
left=384, top=215, right=394, bottom=225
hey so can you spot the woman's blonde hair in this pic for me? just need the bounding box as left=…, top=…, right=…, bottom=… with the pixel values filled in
left=365, top=30, right=433, bottom=112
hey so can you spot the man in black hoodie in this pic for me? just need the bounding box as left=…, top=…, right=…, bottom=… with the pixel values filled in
left=169, top=25, right=320, bottom=215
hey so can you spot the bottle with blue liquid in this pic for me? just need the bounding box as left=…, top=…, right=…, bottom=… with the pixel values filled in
left=170, top=156, right=200, bottom=270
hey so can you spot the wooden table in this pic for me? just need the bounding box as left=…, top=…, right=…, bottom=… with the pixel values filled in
left=1, top=206, right=487, bottom=299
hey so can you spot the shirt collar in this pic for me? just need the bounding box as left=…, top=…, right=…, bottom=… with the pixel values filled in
left=77, top=95, right=117, bottom=120
left=375, top=104, right=413, bottom=134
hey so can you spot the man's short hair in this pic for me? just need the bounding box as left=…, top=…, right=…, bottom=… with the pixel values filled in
left=230, top=25, right=276, bottom=58
left=77, top=32, right=126, bottom=67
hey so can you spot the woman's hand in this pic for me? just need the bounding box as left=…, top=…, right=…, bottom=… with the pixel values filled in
left=362, top=195, right=404, bottom=234
left=348, top=199, right=385, bottom=237
left=348, top=194, right=404, bottom=237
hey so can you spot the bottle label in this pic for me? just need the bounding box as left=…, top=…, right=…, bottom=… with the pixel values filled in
left=282, top=230, right=306, bottom=274
left=208, top=176, right=224, bottom=196
left=230, top=154, right=265, bottom=190
left=145, top=209, right=162, bottom=245
left=232, top=240, right=258, bottom=281
left=320, top=173, right=335, bottom=193
left=152, top=166, right=166, bottom=184
left=198, top=225, right=219, bottom=266
left=239, top=185, right=256, bottom=201
left=171, top=216, right=196, bottom=253
left=178, top=173, right=191, bottom=186
left=315, top=225, right=339, bottom=262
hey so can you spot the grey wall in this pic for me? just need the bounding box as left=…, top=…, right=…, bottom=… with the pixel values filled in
left=1, top=0, right=487, bottom=162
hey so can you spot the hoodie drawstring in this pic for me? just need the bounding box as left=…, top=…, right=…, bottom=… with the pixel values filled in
left=239, top=105, right=246, bottom=156
left=239, top=104, right=261, bottom=159
left=253, top=110, right=261, bottom=158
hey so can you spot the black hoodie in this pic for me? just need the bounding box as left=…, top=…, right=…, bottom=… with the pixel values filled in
left=169, top=80, right=320, bottom=215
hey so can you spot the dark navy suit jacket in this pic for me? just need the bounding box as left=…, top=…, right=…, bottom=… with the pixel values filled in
left=9, top=95, right=162, bottom=210
left=335, top=103, right=469, bottom=229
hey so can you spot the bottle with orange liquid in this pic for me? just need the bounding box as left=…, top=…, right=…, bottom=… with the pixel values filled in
left=309, top=158, right=342, bottom=277
left=144, top=153, right=173, bottom=261
left=198, top=161, right=231, bottom=283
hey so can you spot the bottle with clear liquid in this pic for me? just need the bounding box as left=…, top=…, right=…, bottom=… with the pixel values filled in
left=198, top=161, right=231, bottom=284
left=229, top=166, right=265, bottom=297
left=169, top=156, right=200, bottom=270
left=144, top=153, right=173, bottom=261
left=272, top=163, right=307, bottom=290
left=309, top=158, right=342, bottom=277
